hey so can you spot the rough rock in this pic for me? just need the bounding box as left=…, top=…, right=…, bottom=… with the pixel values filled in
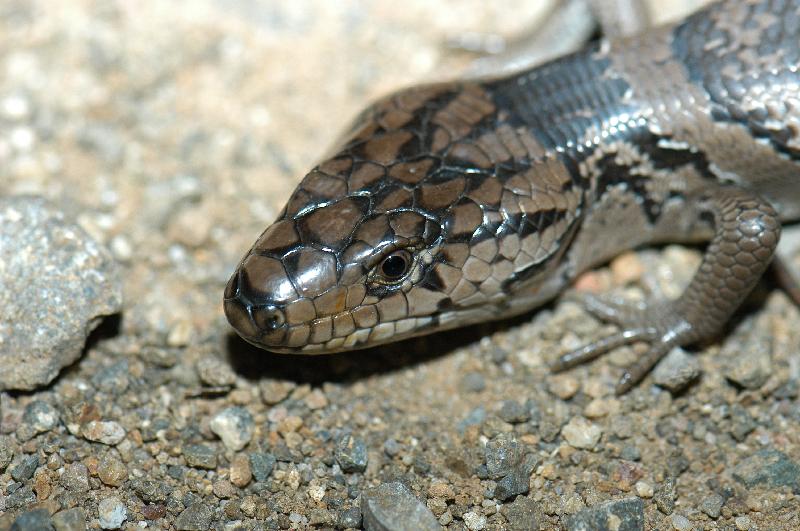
left=0, top=196, right=122, bottom=390
left=361, top=481, right=440, bottom=531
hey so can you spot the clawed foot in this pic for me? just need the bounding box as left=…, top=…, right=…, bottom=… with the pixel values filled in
left=552, top=293, right=692, bottom=394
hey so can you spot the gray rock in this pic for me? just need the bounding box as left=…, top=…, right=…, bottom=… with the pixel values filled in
left=196, top=356, right=236, bottom=387
left=11, top=454, right=39, bottom=481
left=98, top=496, right=127, bottom=529
left=485, top=433, right=523, bottom=479
left=21, top=401, right=61, bottom=436
left=732, top=449, right=800, bottom=493
left=699, top=493, right=724, bottom=519
left=361, top=481, right=440, bottom=531
left=495, top=467, right=530, bottom=501
left=338, top=506, right=362, bottom=529
left=729, top=405, right=756, bottom=442
left=133, top=479, right=169, bottom=503
left=502, top=496, right=540, bottom=531
left=0, top=439, right=14, bottom=472
left=249, top=452, right=276, bottom=481
left=652, top=347, right=700, bottom=392
left=5, top=485, right=36, bottom=510
left=498, top=400, right=530, bottom=424
left=566, top=497, right=644, bottom=531
left=209, top=406, right=254, bottom=451
left=176, top=502, right=213, bottom=531
left=0, top=196, right=122, bottom=390
left=724, top=332, right=771, bottom=390
left=383, top=438, right=401, bottom=457
left=10, top=509, right=54, bottom=531
left=654, top=477, right=677, bottom=515
left=92, top=360, right=130, bottom=394
left=184, top=444, right=217, bottom=469
left=461, top=372, right=486, bottom=392
left=670, top=514, right=692, bottom=531
left=52, top=508, right=87, bottom=531
left=620, top=445, right=641, bottom=462
left=336, top=432, right=368, bottom=473
left=61, top=462, right=90, bottom=492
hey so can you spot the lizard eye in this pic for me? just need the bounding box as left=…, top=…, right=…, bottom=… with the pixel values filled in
left=378, top=250, right=412, bottom=282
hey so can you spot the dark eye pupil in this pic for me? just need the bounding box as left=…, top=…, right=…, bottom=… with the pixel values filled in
left=381, top=254, right=408, bottom=279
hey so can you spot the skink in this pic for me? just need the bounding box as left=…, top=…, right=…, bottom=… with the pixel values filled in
left=224, top=0, right=798, bottom=393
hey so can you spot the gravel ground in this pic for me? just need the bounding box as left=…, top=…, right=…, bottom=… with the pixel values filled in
left=1, top=1, right=799, bottom=529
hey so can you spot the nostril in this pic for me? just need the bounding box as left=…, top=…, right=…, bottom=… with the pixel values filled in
left=224, top=269, right=240, bottom=299
left=253, top=305, right=286, bottom=332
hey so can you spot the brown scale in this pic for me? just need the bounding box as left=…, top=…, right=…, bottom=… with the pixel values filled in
left=224, top=0, right=800, bottom=394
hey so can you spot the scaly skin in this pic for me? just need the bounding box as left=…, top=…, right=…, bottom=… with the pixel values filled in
left=224, top=0, right=795, bottom=393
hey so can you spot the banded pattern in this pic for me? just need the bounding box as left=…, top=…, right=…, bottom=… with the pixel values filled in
left=225, top=0, right=799, bottom=391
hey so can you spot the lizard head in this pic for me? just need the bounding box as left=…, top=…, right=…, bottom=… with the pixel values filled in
left=224, top=81, right=579, bottom=352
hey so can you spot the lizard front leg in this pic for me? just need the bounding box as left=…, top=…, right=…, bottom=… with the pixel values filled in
left=553, top=186, right=781, bottom=394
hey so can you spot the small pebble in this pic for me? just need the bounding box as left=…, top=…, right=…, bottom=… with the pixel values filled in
left=10, top=508, right=54, bottom=531
left=699, top=493, right=724, bottom=519
left=0, top=439, right=13, bottom=471
left=212, top=479, right=237, bottom=498
left=732, top=449, right=800, bottom=493
left=22, top=401, right=60, bottom=435
left=463, top=511, right=487, bottom=530
left=562, top=417, right=602, bottom=450
left=549, top=374, right=580, bottom=400
left=655, top=477, right=677, bottom=514
left=620, top=445, right=641, bottom=461
left=610, top=252, right=644, bottom=285
left=361, top=481, right=439, bottom=531
left=308, top=484, right=326, bottom=502
left=484, top=433, right=524, bottom=479
left=259, top=380, right=296, bottom=405
left=652, top=347, right=700, bottom=392
left=566, top=498, right=644, bottom=531
left=735, top=516, right=753, bottom=530
left=249, top=452, right=276, bottom=481
left=498, top=400, right=530, bottom=424
left=337, top=506, right=362, bottom=529
left=209, top=406, right=254, bottom=451
left=583, top=397, right=619, bottom=419
left=184, top=444, right=217, bottom=470
left=196, top=356, right=236, bottom=387
left=51, top=508, right=86, bottom=531
left=230, top=454, right=252, bottom=488
left=462, top=372, right=486, bottom=392
left=494, top=466, right=531, bottom=501
left=82, top=420, right=126, bottom=445
left=383, top=438, right=402, bottom=457
left=634, top=480, right=654, bottom=498
left=91, top=360, right=130, bottom=394
left=304, top=389, right=329, bottom=410
left=11, top=454, right=39, bottom=482
left=61, top=462, right=90, bottom=492
left=724, top=335, right=771, bottom=389
left=670, top=513, right=692, bottom=531
left=502, top=496, right=540, bottom=530
left=335, top=433, right=368, bottom=473
left=98, top=455, right=128, bottom=486
left=98, top=497, right=127, bottom=530
left=175, top=502, right=213, bottom=531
